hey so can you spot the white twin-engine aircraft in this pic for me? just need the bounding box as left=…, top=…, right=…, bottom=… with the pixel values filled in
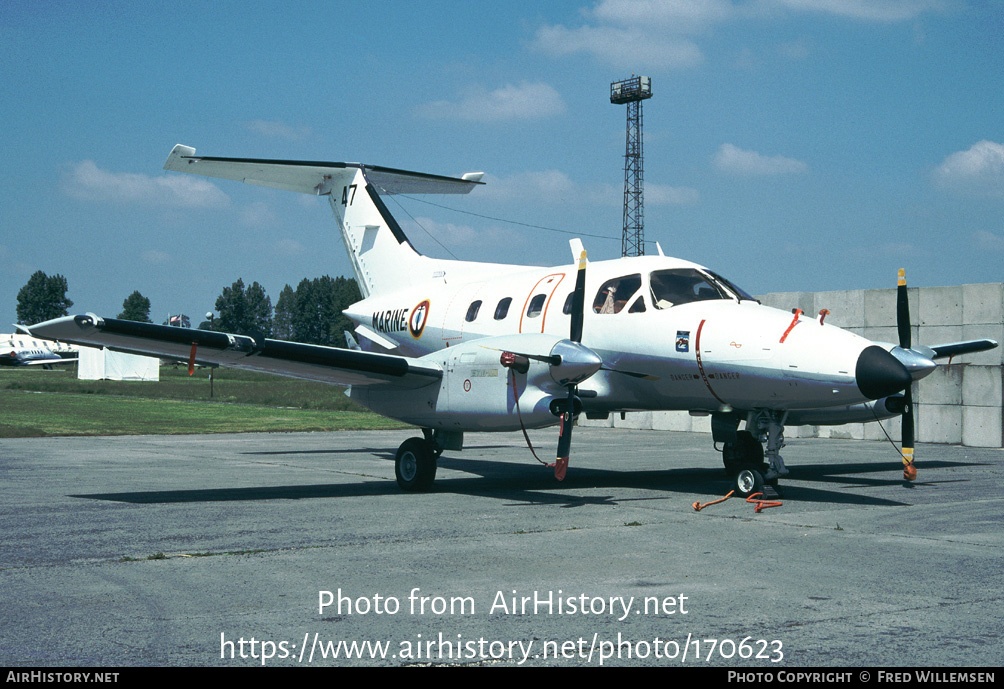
left=1, top=328, right=77, bottom=368
left=29, top=145, right=998, bottom=496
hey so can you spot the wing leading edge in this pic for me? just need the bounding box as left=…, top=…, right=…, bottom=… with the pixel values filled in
left=27, top=315, right=442, bottom=389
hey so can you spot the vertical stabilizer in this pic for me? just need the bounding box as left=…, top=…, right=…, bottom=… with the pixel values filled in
left=327, top=167, right=422, bottom=298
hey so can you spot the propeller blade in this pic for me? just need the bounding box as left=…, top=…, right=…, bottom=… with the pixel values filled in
left=554, top=386, right=575, bottom=481
left=553, top=249, right=588, bottom=480
left=897, top=268, right=917, bottom=481
left=897, top=268, right=911, bottom=350
left=569, top=250, right=587, bottom=343
left=902, top=384, right=916, bottom=481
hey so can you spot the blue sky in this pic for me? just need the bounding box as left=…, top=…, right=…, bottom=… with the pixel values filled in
left=2, top=0, right=1002, bottom=328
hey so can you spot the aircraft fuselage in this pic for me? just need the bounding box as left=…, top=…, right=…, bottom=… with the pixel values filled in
left=344, top=253, right=893, bottom=428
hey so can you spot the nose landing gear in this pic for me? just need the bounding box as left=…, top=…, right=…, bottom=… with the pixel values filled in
left=721, top=410, right=787, bottom=498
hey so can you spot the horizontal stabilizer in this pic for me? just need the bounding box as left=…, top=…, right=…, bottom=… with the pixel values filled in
left=164, top=144, right=483, bottom=196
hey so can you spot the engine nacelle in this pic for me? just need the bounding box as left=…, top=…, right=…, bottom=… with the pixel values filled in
left=350, top=333, right=588, bottom=432
left=784, top=395, right=904, bottom=426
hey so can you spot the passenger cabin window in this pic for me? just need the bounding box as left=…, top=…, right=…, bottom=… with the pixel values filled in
left=562, top=293, right=574, bottom=315
left=465, top=300, right=482, bottom=322
left=593, top=274, right=642, bottom=314
left=494, top=297, right=512, bottom=320
left=526, top=294, right=547, bottom=318
left=649, top=269, right=732, bottom=309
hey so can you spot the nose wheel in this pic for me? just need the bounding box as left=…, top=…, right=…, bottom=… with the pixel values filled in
left=735, top=466, right=765, bottom=498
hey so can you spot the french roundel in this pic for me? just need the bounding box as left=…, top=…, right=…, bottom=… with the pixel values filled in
left=409, top=300, right=430, bottom=339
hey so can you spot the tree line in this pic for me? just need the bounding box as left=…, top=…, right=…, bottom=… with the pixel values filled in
left=15, top=271, right=361, bottom=348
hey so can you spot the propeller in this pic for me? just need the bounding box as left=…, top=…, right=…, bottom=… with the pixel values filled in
left=897, top=268, right=917, bottom=481
left=553, top=249, right=589, bottom=480
left=499, top=250, right=594, bottom=480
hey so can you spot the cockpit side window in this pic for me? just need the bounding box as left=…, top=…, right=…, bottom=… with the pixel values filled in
left=649, top=269, right=730, bottom=309
left=562, top=292, right=574, bottom=315
left=592, top=274, right=642, bottom=314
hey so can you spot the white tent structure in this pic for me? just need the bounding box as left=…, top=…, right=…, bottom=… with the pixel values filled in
left=78, top=347, right=159, bottom=381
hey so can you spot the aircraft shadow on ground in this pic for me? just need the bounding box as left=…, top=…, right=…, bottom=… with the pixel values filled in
left=66, top=451, right=984, bottom=508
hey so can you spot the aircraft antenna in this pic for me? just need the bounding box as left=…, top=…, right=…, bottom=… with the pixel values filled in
left=610, top=75, right=652, bottom=257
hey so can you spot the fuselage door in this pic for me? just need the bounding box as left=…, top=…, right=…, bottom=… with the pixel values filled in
left=519, top=273, right=566, bottom=334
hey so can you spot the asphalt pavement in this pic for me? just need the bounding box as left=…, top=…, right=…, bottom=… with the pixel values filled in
left=1, top=428, right=1001, bottom=667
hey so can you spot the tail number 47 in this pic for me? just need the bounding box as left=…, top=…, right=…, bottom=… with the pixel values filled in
left=341, top=184, right=357, bottom=206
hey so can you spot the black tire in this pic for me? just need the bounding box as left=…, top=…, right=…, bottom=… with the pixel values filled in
left=722, top=430, right=764, bottom=474
left=395, top=438, right=437, bottom=492
left=735, top=467, right=764, bottom=498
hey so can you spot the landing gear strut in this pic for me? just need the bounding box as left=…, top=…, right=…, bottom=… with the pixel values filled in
left=721, top=411, right=788, bottom=498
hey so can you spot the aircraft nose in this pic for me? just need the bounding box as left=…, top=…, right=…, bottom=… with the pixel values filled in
left=855, top=345, right=912, bottom=400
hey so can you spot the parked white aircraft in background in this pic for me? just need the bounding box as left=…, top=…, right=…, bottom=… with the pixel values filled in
left=27, top=145, right=998, bottom=496
left=2, top=329, right=77, bottom=368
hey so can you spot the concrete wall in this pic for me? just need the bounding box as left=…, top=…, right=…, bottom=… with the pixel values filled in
left=580, top=282, right=1004, bottom=448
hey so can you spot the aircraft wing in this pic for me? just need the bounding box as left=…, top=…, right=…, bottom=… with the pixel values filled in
left=929, top=339, right=998, bottom=359
left=26, top=315, right=442, bottom=389
left=21, top=357, right=78, bottom=366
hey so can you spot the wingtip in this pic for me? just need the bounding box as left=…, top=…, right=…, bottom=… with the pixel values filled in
left=164, top=144, right=197, bottom=170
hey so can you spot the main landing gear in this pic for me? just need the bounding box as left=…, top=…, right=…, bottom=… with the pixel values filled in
left=721, top=411, right=788, bottom=498
left=394, top=438, right=438, bottom=492
left=393, top=429, right=460, bottom=491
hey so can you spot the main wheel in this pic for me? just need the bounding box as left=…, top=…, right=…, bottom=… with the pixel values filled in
left=735, top=467, right=764, bottom=498
left=395, top=438, right=437, bottom=492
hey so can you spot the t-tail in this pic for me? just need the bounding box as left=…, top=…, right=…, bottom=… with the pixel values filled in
left=163, top=144, right=483, bottom=298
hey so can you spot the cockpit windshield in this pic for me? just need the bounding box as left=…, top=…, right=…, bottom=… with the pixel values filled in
left=649, top=268, right=754, bottom=309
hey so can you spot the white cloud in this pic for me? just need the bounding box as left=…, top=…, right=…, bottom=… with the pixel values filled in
left=480, top=170, right=698, bottom=207
left=973, top=230, right=1004, bottom=252
left=713, top=143, right=809, bottom=176
left=141, top=250, right=172, bottom=265
left=646, top=183, right=700, bottom=206
left=534, top=24, right=704, bottom=70
left=480, top=170, right=579, bottom=202
left=533, top=0, right=735, bottom=69
left=533, top=0, right=942, bottom=71
left=64, top=160, right=230, bottom=208
left=589, top=0, right=735, bottom=29
left=274, top=238, right=305, bottom=256
left=241, top=119, right=313, bottom=141
left=240, top=201, right=279, bottom=227
left=417, top=82, right=565, bottom=122
left=404, top=217, right=482, bottom=245
left=772, top=0, right=943, bottom=22
left=933, top=140, right=1004, bottom=198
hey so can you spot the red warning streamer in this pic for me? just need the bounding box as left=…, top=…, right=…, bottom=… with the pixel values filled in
left=779, top=309, right=803, bottom=343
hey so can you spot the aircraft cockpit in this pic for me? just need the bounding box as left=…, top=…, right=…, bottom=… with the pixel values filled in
left=592, top=268, right=756, bottom=314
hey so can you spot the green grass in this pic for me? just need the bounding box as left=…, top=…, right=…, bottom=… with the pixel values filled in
left=0, top=366, right=409, bottom=437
